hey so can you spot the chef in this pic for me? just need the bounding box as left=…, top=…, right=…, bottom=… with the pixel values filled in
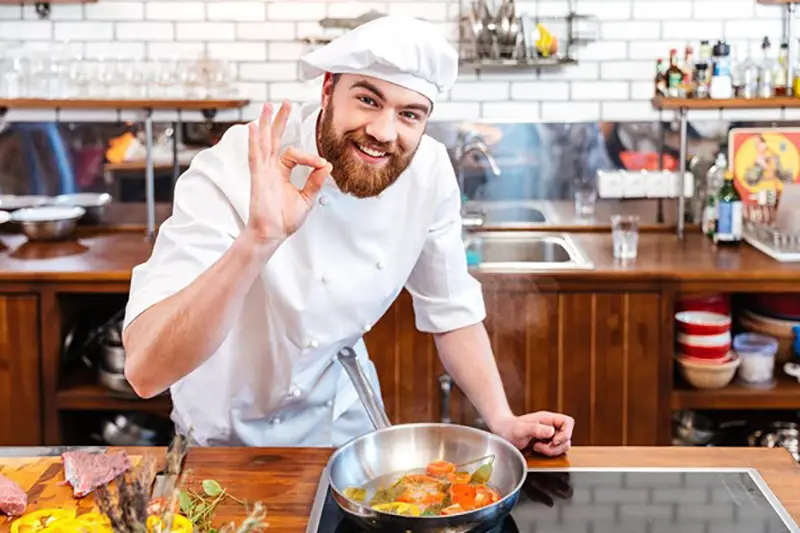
left=122, top=15, right=575, bottom=455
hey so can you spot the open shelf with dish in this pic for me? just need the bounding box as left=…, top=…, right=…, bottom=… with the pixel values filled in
left=457, top=0, right=596, bottom=70
left=670, top=292, right=800, bottom=409
left=57, top=366, right=171, bottom=413
left=672, top=372, right=800, bottom=410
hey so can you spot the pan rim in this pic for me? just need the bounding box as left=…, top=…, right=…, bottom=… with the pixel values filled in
left=326, top=422, right=528, bottom=522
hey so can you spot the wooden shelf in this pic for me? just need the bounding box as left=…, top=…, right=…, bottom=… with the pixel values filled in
left=672, top=372, right=800, bottom=410
left=104, top=161, right=191, bottom=172
left=757, top=0, right=796, bottom=5
left=652, top=96, right=800, bottom=111
left=0, top=98, right=250, bottom=111
left=56, top=370, right=171, bottom=413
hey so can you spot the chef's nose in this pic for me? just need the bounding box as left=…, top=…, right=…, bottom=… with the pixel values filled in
left=365, top=111, right=397, bottom=144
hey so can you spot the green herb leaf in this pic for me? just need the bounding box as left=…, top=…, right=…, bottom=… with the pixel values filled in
left=203, top=479, right=223, bottom=497
left=179, top=491, right=193, bottom=514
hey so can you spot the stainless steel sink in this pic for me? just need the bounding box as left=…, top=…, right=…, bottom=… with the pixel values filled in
left=462, top=201, right=558, bottom=228
left=465, top=232, right=595, bottom=271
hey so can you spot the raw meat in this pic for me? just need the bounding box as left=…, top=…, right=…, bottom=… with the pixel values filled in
left=0, top=472, right=27, bottom=516
left=62, top=450, right=132, bottom=498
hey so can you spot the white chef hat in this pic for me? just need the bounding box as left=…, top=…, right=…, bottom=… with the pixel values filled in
left=298, top=15, right=458, bottom=104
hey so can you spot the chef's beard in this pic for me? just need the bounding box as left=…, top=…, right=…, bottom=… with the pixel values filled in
left=316, top=103, right=418, bottom=198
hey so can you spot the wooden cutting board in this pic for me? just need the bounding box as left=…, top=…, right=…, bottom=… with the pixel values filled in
left=0, top=455, right=143, bottom=528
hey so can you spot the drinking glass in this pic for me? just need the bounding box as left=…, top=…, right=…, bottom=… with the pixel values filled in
left=574, top=186, right=597, bottom=218
left=611, top=215, right=639, bottom=260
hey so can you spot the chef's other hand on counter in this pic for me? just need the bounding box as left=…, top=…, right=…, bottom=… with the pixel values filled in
left=120, top=14, right=575, bottom=454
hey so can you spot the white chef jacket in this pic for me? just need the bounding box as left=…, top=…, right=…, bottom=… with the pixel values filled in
left=123, top=104, right=486, bottom=447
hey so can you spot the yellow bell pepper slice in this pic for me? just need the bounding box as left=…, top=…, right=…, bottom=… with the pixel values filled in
left=40, top=516, right=112, bottom=533
left=146, top=514, right=193, bottom=533
left=11, top=509, right=78, bottom=533
left=371, top=502, right=421, bottom=516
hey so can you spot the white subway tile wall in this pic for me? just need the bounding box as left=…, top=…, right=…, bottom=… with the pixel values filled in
left=0, top=0, right=788, bottom=122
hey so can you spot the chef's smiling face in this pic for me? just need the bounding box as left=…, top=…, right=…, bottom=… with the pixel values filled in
left=316, top=72, right=432, bottom=198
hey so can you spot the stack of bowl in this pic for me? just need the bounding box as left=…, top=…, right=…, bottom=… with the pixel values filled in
left=675, top=311, right=740, bottom=389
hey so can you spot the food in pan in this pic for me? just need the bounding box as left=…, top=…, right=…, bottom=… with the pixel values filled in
left=343, top=455, right=500, bottom=517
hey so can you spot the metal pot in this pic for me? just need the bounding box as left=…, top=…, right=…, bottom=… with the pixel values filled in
left=10, top=206, right=85, bottom=241
left=99, top=341, right=125, bottom=374
left=748, top=422, right=800, bottom=462
left=327, top=347, right=527, bottom=533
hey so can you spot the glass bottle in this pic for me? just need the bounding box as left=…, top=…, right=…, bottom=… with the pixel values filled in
left=775, top=42, right=789, bottom=96
left=654, top=58, right=667, bottom=96
left=703, top=152, right=728, bottom=238
left=714, top=171, right=743, bottom=245
left=667, top=49, right=685, bottom=98
left=758, top=36, right=776, bottom=98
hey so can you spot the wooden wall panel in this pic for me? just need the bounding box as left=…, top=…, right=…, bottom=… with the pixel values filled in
left=0, top=295, right=41, bottom=445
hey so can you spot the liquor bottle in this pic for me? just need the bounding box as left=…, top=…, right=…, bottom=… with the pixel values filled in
left=714, top=171, right=743, bottom=244
left=682, top=45, right=695, bottom=97
left=654, top=59, right=667, bottom=96
left=775, top=42, right=789, bottom=96
left=666, top=49, right=685, bottom=97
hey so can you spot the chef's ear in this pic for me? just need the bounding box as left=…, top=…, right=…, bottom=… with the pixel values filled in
left=320, top=72, right=339, bottom=108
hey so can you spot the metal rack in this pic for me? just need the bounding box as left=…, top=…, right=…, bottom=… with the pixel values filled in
left=652, top=0, right=800, bottom=240
left=457, top=0, right=596, bottom=71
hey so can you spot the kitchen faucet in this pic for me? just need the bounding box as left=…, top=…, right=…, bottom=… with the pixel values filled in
left=454, top=131, right=502, bottom=229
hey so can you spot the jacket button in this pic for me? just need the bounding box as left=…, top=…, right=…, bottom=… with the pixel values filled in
left=269, top=416, right=281, bottom=425
left=321, top=274, right=329, bottom=284
left=308, top=339, right=319, bottom=349
left=289, top=386, right=303, bottom=398
left=319, top=196, right=328, bottom=206
left=376, top=259, right=384, bottom=270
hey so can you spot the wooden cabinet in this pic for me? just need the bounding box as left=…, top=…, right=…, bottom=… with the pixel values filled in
left=365, top=289, right=664, bottom=446
left=0, top=295, right=41, bottom=445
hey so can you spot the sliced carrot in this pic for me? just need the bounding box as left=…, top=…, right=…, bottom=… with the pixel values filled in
left=425, top=460, right=456, bottom=478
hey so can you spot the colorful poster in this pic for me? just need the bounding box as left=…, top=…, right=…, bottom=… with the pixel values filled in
left=728, top=128, right=800, bottom=203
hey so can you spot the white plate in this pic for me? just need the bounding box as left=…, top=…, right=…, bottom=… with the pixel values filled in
left=0, top=210, right=9, bottom=224
left=11, top=206, right=86, bottom=222
left=51, top=193, right=112, bottom=207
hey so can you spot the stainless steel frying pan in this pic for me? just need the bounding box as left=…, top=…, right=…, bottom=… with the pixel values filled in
left=326, top=347, right=528, bottom=532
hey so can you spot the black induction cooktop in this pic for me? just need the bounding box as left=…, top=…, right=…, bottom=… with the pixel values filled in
left=306, top=468, right=800, bottom=533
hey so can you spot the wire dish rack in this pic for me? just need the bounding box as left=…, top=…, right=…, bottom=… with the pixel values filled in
left=744, top=222, right=800, bottom=262
left=457, top=0, right=597, bottom=70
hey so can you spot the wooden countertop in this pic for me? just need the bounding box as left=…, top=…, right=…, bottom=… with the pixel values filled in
left=0, top=228, right=797, bottom=287
left=6, top=446, right=796, bottom=532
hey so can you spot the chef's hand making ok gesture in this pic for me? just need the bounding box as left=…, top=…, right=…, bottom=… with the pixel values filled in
left=246, top=101, right=333, bottom=246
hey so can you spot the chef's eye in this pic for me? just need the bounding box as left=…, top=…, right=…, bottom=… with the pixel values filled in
left=401, top=111, right=420, bottom=122
left=358, top=95, right=377, bottom=107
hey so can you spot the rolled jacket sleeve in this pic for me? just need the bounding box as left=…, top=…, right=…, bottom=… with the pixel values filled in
left=404, top=143, right=487, bottom=334
left=123, top=126, right=247, bottom=332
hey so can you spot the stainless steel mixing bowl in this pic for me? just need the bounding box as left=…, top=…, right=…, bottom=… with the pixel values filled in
left=327, top=347, right=528, bottom=532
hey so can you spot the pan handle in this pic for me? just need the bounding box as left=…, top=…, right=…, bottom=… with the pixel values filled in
left=336, top=347, right=391, bottom=431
